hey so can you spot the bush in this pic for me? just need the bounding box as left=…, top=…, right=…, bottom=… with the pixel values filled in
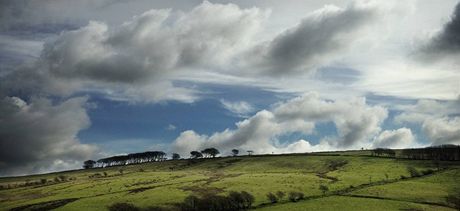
left=178, top=191, right=254, bottom=211
left=103, top=172, right=108, bottom=177
left=266, top=192, right=277, bottom=203
left=119, top=169, right=124, bottom=175
left=421, top=169, right=434, bottom=175
left=288, top=192, right=304, bottom=202
left=58, top=175, right=68, bottom=181
left=108, top=203, right=140, bottom=211
left=319, top=184, right=329, bottom=195
left=40, top=178, right=47, bottom=184
left=139, top=168, right=145, bottom=172
left=407, top=166, right=421, bottom=177
left=276, top=191, right=285, bottom=200
left=400, top=175, right=407, bottom=179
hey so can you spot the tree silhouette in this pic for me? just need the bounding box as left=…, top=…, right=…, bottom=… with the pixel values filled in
left=172, top=153, right=180, bottom=160
left=232, top=149, right=239, bottom=157
left=247, top=150, right=254, bottom=156
left=190, top=151, right=203, bottom=159
left=83, top=160, right=96, bottom=169
left=201, top=148, right=220, bottom=158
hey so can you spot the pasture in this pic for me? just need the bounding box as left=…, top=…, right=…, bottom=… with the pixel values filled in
left=0, top=151, right=459, bottom=210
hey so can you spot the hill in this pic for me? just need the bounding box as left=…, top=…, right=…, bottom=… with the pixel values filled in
left=1, top=151, right=459, bottom=210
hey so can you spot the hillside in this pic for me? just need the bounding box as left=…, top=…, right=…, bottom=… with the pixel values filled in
left=1, top=151, right=459, bottom=211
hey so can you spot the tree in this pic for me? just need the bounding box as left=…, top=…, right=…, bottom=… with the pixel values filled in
left=266, top=192, right=277, bottom=203
left=172, top=153, right=181, bottom=160
left=276, top=191, right=285, bottom=200
left=201, top=148, right=220, bottom=158
left=247, top=150, right=254, bottom=156
left=83, top=160, right=96, bottom=169
left=190, top=151, right=203, bottom=159
left=232, top=149, right=239, bottom=157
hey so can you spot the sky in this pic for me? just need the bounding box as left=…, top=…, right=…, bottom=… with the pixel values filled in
left=0, top=0, right=459, bottom=176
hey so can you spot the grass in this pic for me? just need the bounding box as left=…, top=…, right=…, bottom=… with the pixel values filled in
left=0, top=151, right=458, bottom=210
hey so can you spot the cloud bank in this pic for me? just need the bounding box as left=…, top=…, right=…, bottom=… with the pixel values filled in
left=172, top=93, right=399, bottom=157
left=0, top=96, right=97, bottom=176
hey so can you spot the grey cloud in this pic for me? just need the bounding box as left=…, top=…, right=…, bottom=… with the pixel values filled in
left=418, top=2, right=460, bottom=60
left=243, top=3, right=376, bottom=75
left=1, top=1, right=267, bottom=103
left=0, top=96, right=97, bottom=176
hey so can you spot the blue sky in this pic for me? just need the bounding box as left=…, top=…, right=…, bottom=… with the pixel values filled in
left=0, top=0, right=459, bottom=176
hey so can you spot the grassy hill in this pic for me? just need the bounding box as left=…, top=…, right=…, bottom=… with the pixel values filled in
left=1, top=151, right=459, bottom=210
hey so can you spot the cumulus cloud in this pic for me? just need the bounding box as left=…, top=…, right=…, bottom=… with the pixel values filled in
left=372, top=128, right=415, bottom=149
left=273, top=93, right=388, bottom=147
left=220, top=99, right=254, bottom=117
left=395, top=97, right=460, bottom=146
left=172, top=93, right=389, bottom=157
left=1, top=1, right=268, bottom=103
left=0, top=96, right=97, bottom=176
left=422, top=117, right=460, bottom=145
left=241, top=2, right=376, bottom=75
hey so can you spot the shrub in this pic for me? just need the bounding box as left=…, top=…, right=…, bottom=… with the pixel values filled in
left=240, top=191, right=255, bottom=208
left=108, top=202, right=140, bottom=211
left=54, top=177, right=61, bottom=182
left=178, top=191, right=254, bottom=211
left=103, top=172, right=108, bottom=177
left=400, top=175, right=407, bottom=179
left=119, top=169, right=124, bottom=175
left=407, top=166, right=421, bottom=177
left=288, top=191, right=304, bottom=202
left=266, top=192, right=277, bottom=203
left=276, top=191, right=285, bottom=200
left=319, top=184, right=329, bottom=195
left=139, top=168, right=145, bottom=172
left=58, top=175, right=68, bottom=181
left=421, top=169, right=434, bottom=175
left=40, top=178, right=47, bottom=184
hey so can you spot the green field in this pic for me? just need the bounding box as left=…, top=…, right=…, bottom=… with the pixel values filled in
left=1, top=151, right=459, bottom=211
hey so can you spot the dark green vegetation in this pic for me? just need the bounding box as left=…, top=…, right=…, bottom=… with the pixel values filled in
left=1, top=150, right=460, bottom=211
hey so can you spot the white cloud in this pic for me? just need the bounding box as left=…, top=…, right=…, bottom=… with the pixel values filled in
left=172, top=93, right=389, bottom=157
left=0, top=96, right=97, bottom=176
left=422, top=117, right=460, bottom=146
left=394, top=97, right=460, bottom=146
left=372, top=128, right=415, bottom=149
left=166, top=124, right=177, bottom=131
left=220, top=99, right=254, bottom=116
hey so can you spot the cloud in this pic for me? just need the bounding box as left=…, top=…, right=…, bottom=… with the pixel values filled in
left=166, top=124, right=177, bottom=131
left=422, top=117, right=460, bottom=146
left=241, top=2, right=376, bottom=75
left=172, top=93, right=388, bottom=156
left=416, top=2, right=460, bottom=63
left=273, top=93, right=388, bottom=147
left=0, top=96, right=97, bottom=176
left=395, top=96, right=460, bottom=146
left=220, top=99, right=254, bottom=117
left=1, top=1, right=268, bottom=103
left=372, top=128, right=415, bottom=149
